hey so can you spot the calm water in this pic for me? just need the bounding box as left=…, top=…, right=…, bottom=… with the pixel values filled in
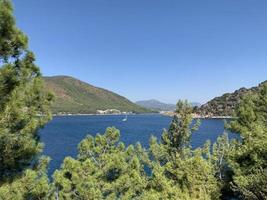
left=40, top=114, right=233, bottom=176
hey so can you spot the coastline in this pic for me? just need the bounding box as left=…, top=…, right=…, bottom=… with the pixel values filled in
left=52, top=113, right=235, bottom=119
left=52, top=113, right=140, bottom=117
left=159, top=111, right=234, bottom=119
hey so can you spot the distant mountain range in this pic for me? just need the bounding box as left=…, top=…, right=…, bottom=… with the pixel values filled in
left=44, top=76, right=151, bottom=114
left=196, top=80, right=267, bottom=116
left=136, top=100, right=201, bottom=111
left=136, top=100, right=176, bottom=111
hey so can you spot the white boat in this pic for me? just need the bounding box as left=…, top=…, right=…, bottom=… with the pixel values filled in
left=122, top=115, right=127, bottom=122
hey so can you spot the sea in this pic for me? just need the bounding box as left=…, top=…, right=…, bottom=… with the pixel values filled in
left=39, top=114, right=236, bottom=176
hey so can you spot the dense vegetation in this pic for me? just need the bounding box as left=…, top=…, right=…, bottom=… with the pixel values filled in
left=44, top=76, right=151, bottom=114
left=0, top=0, right=52, bottom=198
left=196, top=81, right=267, bottom=116
left=0, top=1, right=266, bottom=199
left=225, top=84, right=267, bottom=199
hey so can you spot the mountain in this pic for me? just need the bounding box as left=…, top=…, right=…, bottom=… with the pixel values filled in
left=196, top=80, right=267, bottom=116
left=191, top=102, right=202, bottom=107
left=43, top=76, right=150, bottom=114
left=136, top=100, right=202, bottom=112
left=136, top=99, right=176, bottom=111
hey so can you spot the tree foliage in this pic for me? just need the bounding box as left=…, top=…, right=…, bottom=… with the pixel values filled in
left=226, top=83, right=267, bottom=199
left=149, top=100, right=219, bottom=199
left=0, top=0, right=52, bottom=198
left=52, top=127, right=149, bottom=199
left=162, top=100, right=200, bottom=153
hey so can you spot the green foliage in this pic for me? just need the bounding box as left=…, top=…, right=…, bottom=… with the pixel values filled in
left=52, top=127, right=148, bottom=199
left=0, top=157, right=51, bottom=200
left=226, top=83, right=267, bottom=199
left=212, top=133, right=231, bottom=181
left=148, top=100, right=220, bottom=199
left=44, top=76, right=151, bottom=114
left=162, top=100, right=200, bottom=153
left=148, top=139, right=219, bottom=200
left=0, top=0, right=52, bottom=198
left=0, top=0, right=27, bottom=61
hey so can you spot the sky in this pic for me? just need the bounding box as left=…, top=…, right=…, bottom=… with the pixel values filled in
left=12, top=0, right=267, bottom=104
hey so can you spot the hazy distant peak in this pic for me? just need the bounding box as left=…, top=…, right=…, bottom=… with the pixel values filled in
left=136, top=100, right=201, bottom=112
left=136, top=100, right=176, bottom=112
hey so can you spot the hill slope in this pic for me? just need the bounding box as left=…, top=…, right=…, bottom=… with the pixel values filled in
left=44, top=76, right=150, bottom=114
left=196, top=80, right=267, bottom=116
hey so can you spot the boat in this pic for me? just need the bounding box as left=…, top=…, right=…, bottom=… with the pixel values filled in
left=122, top=114, right=127, bottom=122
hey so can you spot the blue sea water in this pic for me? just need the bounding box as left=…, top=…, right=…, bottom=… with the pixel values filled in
left=40, top=114, right=234, bottom=176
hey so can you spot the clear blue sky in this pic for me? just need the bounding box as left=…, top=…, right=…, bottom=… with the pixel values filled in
left=13, top=0, right=267, bottom=104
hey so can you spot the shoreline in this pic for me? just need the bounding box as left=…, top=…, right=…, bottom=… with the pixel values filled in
left=52, top=113, right=235, bottom=119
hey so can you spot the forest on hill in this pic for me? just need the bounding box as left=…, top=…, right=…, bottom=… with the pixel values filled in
left=196, top=80, right=267, bottom=116
left=44, top=76, right=150, bottom=114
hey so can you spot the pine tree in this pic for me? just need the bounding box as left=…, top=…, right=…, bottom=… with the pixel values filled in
left=162, top=100, right=200, bottom=153
left=211, top=132, right=235, bottom=198
left=149, top=100, right=220, bottom=199
left=52, top=127, right=148, bottom=199
left=226, top=83, right=267, bottom=199
left=0, top=0, right=52, bottom=198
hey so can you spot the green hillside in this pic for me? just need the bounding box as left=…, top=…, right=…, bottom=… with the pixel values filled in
left=196, top=80, right=267, bottom=116
left=43, top=76, right=150, bottom=114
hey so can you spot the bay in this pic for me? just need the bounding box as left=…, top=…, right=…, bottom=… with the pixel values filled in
left=40, top=114, right=234, bottom=176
